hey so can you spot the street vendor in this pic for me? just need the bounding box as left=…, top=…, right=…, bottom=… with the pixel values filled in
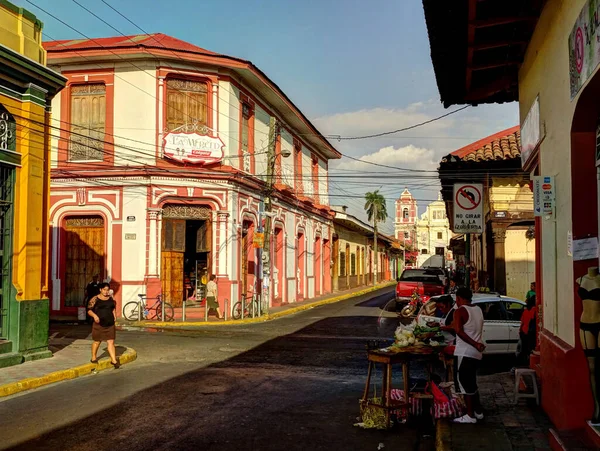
left=453, top=287, right=485, bottom=424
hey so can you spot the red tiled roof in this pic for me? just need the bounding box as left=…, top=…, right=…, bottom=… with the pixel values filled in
left=43, top=33, right=218, bottom=55
left=446, top=126, right=520, bottom=163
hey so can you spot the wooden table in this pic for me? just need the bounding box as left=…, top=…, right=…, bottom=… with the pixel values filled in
left=361, top=345, right=446, bottom=429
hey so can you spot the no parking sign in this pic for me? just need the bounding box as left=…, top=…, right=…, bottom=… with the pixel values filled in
left=453, top=184, right=483, bottom=234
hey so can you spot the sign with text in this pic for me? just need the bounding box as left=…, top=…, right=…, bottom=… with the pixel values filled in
left=520, top=96, right=540, bottom=168
left=163, top=132, right=224, bottom=165
left=569, top=0, right=600, bottom=99
left=533, top=176, right=555, bottom=217
left=453, top=184, right=483, bottom=234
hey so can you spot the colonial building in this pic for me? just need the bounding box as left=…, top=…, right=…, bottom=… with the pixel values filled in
left=331, top=206, right=400, bottom=291
left=0, top=1, right=65, bottom=367
left=423, top=0, right=600, bottom=438
left=439, top=127, right=535, bottom=299
left=415, top=194, right=452, bottom=268
left=43, top=34, right=338, bottom=317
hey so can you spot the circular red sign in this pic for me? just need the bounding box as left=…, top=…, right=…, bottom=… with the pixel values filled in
left=576, top=27, right=584, bottom=74
left=455, top=185, right=481, bottom=211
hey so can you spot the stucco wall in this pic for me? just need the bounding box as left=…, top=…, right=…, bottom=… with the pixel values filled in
left=518, top=0, right=587, bottom=345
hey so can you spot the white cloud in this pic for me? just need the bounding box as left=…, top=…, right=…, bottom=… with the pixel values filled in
left=316, top=101, right=518, bottom=228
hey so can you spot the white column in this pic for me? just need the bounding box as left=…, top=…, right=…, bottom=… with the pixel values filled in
left=212, top=83, right=218, bottom=135
left=218, top=211, right=228, bottom=276
left=158, top=77, right=165, bottom=158
left=148, top=209, right=160, bottom=276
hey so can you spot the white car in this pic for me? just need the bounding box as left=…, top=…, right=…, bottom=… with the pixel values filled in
left=417, top=293, right=526, bottom=355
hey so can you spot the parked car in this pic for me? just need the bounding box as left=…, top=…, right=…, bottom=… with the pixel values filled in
left=416, top=293, right=526, bottom=355
left=395, top=269, right=446, bottom=304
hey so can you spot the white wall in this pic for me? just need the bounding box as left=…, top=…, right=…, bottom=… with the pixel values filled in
left=318, top=159, right=328, bottom=205
left=302, top=145, right=313, bottom=196
left=113, top=69, right=156, bottom=166
left=50, top=92, right=61, bottom=168
left=220, top=80, right=239, bottom=169
left=280, top=128, right=294, bottom=186
left=254, top=105, right=270, bottom=178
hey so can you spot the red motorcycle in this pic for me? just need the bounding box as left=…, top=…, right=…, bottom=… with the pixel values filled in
left=400, top=286, right=431, bottom=319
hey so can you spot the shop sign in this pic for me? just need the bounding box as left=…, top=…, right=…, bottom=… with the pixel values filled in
left=520, top=96, right=541, bottom=169
left=163, top=132, right=224, bottom=165
left=532, top=176, right=555, bottom=217
left=452, top=183, right=483, bottom=234
left=253, top=232, right=264, bottom=248
left=569, top=0, right=600, bottom=99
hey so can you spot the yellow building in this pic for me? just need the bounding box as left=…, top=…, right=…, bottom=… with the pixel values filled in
left=423, top=0, right=600, bottom=435
left=0, top=0, right=65, bottom=367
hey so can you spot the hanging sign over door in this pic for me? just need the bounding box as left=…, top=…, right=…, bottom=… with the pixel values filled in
left=453, top=183, right=483, bottom=234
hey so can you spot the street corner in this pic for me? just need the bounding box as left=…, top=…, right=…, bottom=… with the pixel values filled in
left=0, top=346, right=137, bottom=398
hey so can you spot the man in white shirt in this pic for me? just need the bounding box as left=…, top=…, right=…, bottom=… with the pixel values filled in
left=453, top=287, right=486, bottom=424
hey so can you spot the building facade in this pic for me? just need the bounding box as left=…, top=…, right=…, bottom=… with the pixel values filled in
left=423, top=0, right=600, bottom=435
left=415, top=195, right=452, bottom=268
left=440, top=127, right=535, bottom=298
left=0, top=0, right=65, bottom=367
left=332, top=206, right=400, bottom=291
left=44, top=34, right=338, bottom=318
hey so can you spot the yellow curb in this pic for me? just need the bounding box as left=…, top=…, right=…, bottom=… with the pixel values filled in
left=0, top=347, right=137, bottom=398
left=118, top=282, right=396, bottom=329
left=436, top=419, right=452, bottom=451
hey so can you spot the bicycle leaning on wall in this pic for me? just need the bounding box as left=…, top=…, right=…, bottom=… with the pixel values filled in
left=123, top=293, right=175, bottom=321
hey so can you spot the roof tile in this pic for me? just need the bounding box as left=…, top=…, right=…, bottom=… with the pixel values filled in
left=444, top=126, right=520, bottom=163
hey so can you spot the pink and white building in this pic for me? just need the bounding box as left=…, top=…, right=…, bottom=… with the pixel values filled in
left=44, top=34, right=338, bottom=317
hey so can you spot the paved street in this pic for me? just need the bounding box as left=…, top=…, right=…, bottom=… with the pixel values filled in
left=2, top=287, right=440, bottom=451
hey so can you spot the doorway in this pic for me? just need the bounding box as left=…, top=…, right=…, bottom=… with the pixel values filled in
left=161, top=205, right=212, bottom=307
left=64, top=216, right=105, bottom=308
left=297, top=232, right=305, bottom=299
left=0, top=165, right=14, bottom=338
left=314, top=236, right=321, bottom=296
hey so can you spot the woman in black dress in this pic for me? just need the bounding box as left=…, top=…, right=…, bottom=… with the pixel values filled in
left=87, top=282, right=120, bottom=368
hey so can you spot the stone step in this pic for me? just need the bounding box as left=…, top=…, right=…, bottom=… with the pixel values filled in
left=0, top=340, right=13, bottom=354
left=0, top=352, right=22, bottom=369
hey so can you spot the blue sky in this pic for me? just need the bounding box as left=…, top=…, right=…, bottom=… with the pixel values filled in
left=26, top=0, right=518, bottom=232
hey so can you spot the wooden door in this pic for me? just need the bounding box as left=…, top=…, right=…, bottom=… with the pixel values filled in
left=162, top=219, right=185, bottom=307
left=64, top=217, right=105, bottom=308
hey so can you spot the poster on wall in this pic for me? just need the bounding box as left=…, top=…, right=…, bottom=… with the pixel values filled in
left=569, top=0, right=600, bottom=99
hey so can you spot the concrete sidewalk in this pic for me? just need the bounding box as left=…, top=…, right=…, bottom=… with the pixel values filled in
left=0, top=336, right=137, bottom=398
left=117, top=281, right=396, bottom=329
left=437, top=372, right=553, bottom=451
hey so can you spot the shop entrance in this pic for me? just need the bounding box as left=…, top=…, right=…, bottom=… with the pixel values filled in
left=161, top=205, right=212, bottom=307
left=64, top=216, right=105, bottom=309
left=0, top=165, right=14, bottom=338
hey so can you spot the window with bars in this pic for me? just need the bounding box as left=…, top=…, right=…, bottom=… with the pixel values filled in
left=437, top=232, right=443, bottom=240
left=166, top=78, right=208, bottom=133
left=69, top=84, right=106, bottom=161
left=351, top=253, right=356, bottom=276
left=339, top=251, right=346, bottom=277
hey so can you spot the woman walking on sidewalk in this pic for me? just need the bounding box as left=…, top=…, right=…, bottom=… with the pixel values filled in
left=87, top=282, right=120, bottom=368
left=206, top=275, right=223, bottom=319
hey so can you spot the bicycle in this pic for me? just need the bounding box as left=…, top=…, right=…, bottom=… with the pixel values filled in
left=123, top=293, right=175, bottom=321
left=232, top=293, right=259, bottom=320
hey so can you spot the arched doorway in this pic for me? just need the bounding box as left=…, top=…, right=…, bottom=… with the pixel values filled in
left=161, top=204, right=212, bottom=307
left=273, top=227, right=284, bottom=303
left=64, top=215, right=105, bottom=308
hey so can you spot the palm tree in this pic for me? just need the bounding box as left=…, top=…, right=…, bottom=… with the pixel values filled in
left=364, top=190, right=388, bottom=284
